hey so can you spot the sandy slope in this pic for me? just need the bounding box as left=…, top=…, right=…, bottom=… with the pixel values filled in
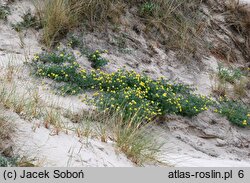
left=13, top=112, right=133, bottom=167
left=241, top=0, right=250, bottom=3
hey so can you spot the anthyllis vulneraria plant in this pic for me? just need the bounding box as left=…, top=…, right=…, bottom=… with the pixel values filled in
left=88, top=50, right=109, bottom=69
left=31, top=48, right=215, bottom=124
left=215, top=99, right=250, bottom=127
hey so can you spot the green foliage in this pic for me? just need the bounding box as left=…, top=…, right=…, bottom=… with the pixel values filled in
left=32, top=48, right=214, bottom=123
left=34, top=48, right=76, bottom=64
left=0, top=155, right=8, bottom=167
left=0, top=155, right=17, bottom=167
left=12, top=10, right=41, bottom=32
left=67, top=34, right=81, bottom=49
left=218, top=65, right=243, bottom=83
left=140, top=2, right=158, bottom=16
left=0, top=4, right=10, bottom=20
left=88, top=50, right=109, bottom=69
left=217, top=99, right=250, bottom=127
left=32, top=48, right=250, bottom=128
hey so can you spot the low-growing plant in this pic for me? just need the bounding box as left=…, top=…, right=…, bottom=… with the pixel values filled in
left=0, top=155, right=17, bottom=167
left=218, top=65, right=243, bottom=83
left=140, top=2, right=158, bottom=16
left=88, top=50, right=109, bottom=69
left=0, top=4, right=10, bottom=20
left=67, top=34, right=81, bottom=49
left=217, top=99, right=250, bottom=127
left=32, top=49, right=214, bottom=123
left=12, top=10, right=41, bottom=32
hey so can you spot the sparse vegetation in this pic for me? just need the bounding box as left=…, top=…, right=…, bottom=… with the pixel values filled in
left=0, top=84, right=42, bottom=119
left=88, top=50, right=109, bottom=69
left=76, top=109, right=163, bottom=165
left=0, top=112, right=14, bottom=153
left=225, top=0, right=250, bottom=37
left=214, top=64, right=248, bottom=98
left=108, top=111, right=162, bottom=165
left=218, top=64, right=243, bottom=84
left=0, top=110, right=16, bottom=167
left=34, top=0, right=207, bottom=61
left=12, top=10, right=41, bottom=32
left=217, top=99, right=250, bottom=127
left=35, top=0, right=83, bottom=47
left=0, top=4, right=10, bottom=20
left=224, top=0, right=250, bottom=61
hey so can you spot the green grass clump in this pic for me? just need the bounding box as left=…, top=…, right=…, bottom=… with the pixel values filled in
left=32, top=49, right=214, bottom=123
left=0, top=5, right=10, bottom=20
left=140, top=2, right=158, bottom=16
left=217, top=99, right=250, bottom=127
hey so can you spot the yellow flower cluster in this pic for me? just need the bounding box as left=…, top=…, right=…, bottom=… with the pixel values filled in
left=78, top=69, right=214, bottom=120
left=33, top=49, right=215, bottom=122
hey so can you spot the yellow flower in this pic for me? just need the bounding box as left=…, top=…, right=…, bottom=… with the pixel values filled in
left=140, top=82, right=145, bottom=87
left=93, top=92, right=99, bottom=96
left=242, top=120, right=247, bottom=126
left=33, top=55, right=39, bottom=61
left=247, top=114, right=250, bottom=117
